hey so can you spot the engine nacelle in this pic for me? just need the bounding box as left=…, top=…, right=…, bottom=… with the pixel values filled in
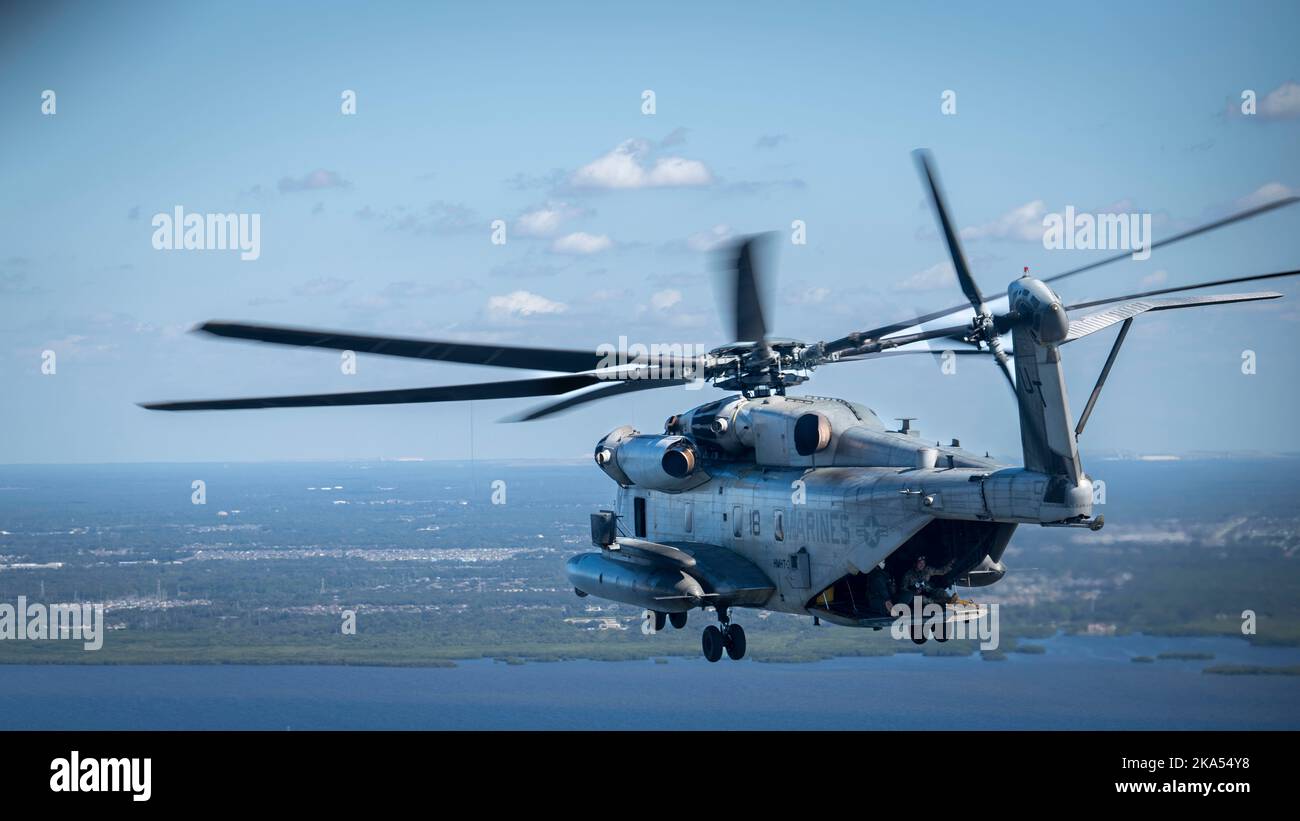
left=593, top=427, right=709, bottom=492
left=1008, top=276, right=1069, bottom=344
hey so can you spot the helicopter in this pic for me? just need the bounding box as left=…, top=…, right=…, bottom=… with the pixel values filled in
left=143, top=150, right=1299, bottom=662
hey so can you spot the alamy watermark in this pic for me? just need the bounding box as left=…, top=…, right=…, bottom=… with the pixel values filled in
left=595, top=336, right=707, bottom=388
left=889, top=596, right=1000, bottom=650
left=1042, top=206, right=1151, bottom=261
left=50, top=751, right=150, bottom=801
left=0, top=596, right=105, bottom=650
left=151, top=206, right=261, bottom=261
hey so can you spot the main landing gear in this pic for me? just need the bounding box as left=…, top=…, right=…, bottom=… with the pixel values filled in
left=650, top=608, right=745, bottom=662
left=701, top=608, right=746, bottom=663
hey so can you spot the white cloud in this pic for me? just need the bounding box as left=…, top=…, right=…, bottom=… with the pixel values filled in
left=278, top=169, right=351, bottom=193
left=1259, top=81, right=1300, bottom=120
left=687, top=224, right=733, bottom=252
left=354, top=201, right=478, bottom=235
left=588, top=288, right=630, bottom=303
left=384, top=279, right=477, bottom=298
left=648, top=156, right=714, bottom=187
left=570, top=139, right=713, bottom=190
left=1237, top=182, right=1294, bottom=210
left=515, top=201, right=586, bottom=237
left=487, top=290, right=568, bottom=318
left=1140, top=269, right=1168, bottom=288
left=960, top=200, right=1047, bottom=242
left=551, top=232, right=613, bottom=255
left=658, top=127, right=689, bottom=147
left=650, top=289, right=683, bottom=310
left=31, top=332, right=119, bottom=359
left=755, top=133, right=789, bottom=150
left=343, top=294, right=394, bottom=313
left=292, top=277, right=351, bottom=297
left=788, top=286, right=831, bottom=304
left=1098, top=198, right=1138, bottom=214
left=896, top=261, right=957, bottom=292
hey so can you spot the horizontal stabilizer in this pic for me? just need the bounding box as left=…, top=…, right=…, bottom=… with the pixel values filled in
left=1063, top=292, right=1281, bottom=343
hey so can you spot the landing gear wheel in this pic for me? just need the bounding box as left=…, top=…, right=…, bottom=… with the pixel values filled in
left=933, top=606, right=949, bottom=643
left=701, top=625, right=724, bottom=663
left=653, top=611, right=667, bottom=632
left=724, top=623, right=747, bottom=660
left=669, top=611, right=688, bottom=629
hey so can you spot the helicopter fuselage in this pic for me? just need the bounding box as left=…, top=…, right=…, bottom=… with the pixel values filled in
left=568, top=393, right=1096, bottom=625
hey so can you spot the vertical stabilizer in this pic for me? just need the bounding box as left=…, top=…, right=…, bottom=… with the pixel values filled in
left=1007, top=277, right=1082, bottom=486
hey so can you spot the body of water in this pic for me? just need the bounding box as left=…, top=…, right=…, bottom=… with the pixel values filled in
left=2, top=634, right=1297, bottom=730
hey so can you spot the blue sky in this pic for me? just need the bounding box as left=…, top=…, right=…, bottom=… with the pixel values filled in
left=1, top=0, right=1298, bottom=463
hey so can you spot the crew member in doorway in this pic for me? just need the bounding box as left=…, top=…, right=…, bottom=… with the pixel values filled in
left=866, top=562, right=895, bottom=616
left=900, top=555, right=954, bottom=604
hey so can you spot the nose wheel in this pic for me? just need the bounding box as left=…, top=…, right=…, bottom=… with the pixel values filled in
left=701, top=610, right=746, bottom=662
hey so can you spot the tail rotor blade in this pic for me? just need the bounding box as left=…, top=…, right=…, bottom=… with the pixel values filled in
left=913, top=149, right=984, bottom=312
left=994, top=349, right=1016, bottom=391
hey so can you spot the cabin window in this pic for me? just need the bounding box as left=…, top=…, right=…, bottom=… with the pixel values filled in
left=634, top=497, right=647, bottom=538
left=683, top=502, right=693, bottom=533
left=732, top=505, right=743, bottom=538
left=751, top=509, right=761, bottom=536
left=774, top=509, right=785, bottom=542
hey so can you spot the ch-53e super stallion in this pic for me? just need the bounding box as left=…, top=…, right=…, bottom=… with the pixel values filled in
left=144, top=150, right=1299, bottom=663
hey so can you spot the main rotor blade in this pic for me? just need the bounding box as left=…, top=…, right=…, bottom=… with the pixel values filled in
left=1042, top=196, right=1299, bottom=288
left=195, top=321, right=610, bottom=373
left=1063, top=268, right=1300, bottom=312
left=504, top=377, right=694, bottom=422
left=140, top=373, right=615, bottom=411
left=913, top=149, right=984, bottom=311
left=829, top=321, right=975, bottom=359
left=834, top=191, right=1299, bottom=348
left=834, top=348, right=996, bottom=362
left=729, top=235, right=771, bottom=343
left=825, top=303, right=971, bottom=354
left=1063, top=291, right=1280, bottom=344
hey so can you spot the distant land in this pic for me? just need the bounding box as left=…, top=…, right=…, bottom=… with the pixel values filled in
left=0, top=456, right=1297, bottom=666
